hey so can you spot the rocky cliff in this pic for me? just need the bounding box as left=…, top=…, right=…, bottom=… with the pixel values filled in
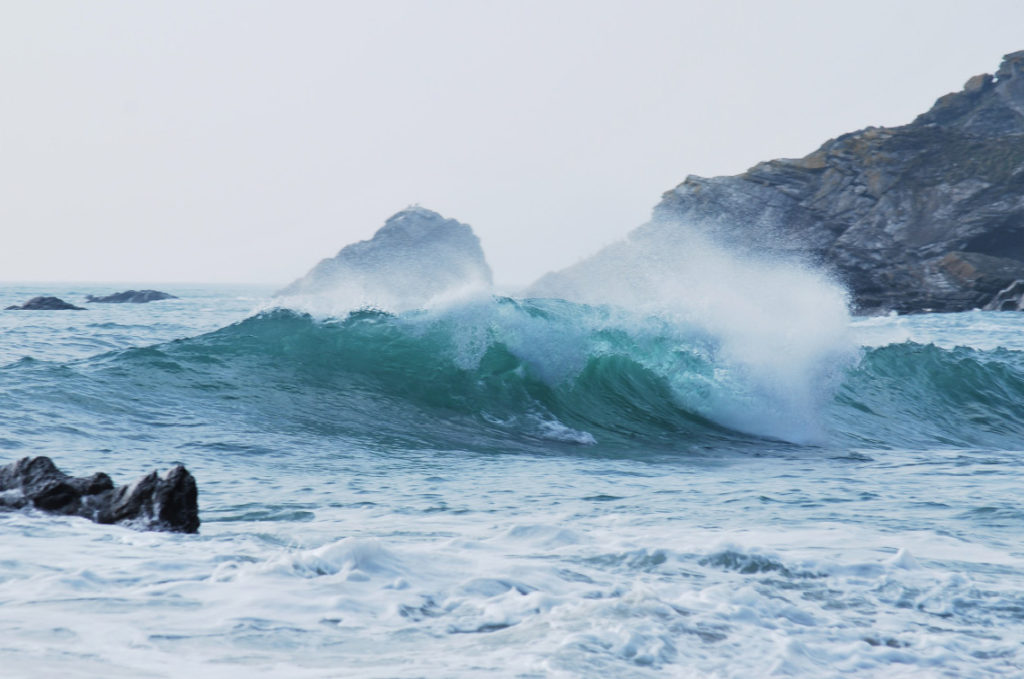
left=278, top=207, right=493, bottom=309
left=541, top=51, right=1024, bottom=314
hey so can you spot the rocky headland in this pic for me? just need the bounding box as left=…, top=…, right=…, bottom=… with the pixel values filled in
left=0, top=456, right=199, bottom=533
left=536, top=51, right=1024, bottom=314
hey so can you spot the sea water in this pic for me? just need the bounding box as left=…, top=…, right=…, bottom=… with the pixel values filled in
left=1, top=283, right=1023, bottom=677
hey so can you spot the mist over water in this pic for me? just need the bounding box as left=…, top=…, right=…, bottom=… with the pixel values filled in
left=525, top=218, right=854, bottom=442
left=276, top=207, right=494, bottom=317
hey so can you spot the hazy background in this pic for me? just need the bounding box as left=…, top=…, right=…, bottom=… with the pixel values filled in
left=3, top=0, right=1024, bottom=287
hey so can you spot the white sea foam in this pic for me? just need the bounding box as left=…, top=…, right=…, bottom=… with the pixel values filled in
left=852, top=308, right=1024, bottom=351
left=3, top=441, right=1023, bottom=678
left=271, top=280, right=494, bottom=319
left=532, top=417, right=597, bottom=445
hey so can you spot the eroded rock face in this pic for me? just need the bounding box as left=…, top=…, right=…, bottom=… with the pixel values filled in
left=277, top=207, right=493, bottom=310
left=0, top=456, right=200, bottom=533
left=86, top=290, right=178, bottom=303
left=5, top=296, right=85, bottom=311
left=590, top=51, right=1024, bottom=314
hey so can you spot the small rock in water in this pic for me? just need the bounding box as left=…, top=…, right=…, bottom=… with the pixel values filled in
left=85, top=290, right=178, bottom=303
left=0, top=456, right=200, bottom=533
left=5, top=296, right=86, bottom=311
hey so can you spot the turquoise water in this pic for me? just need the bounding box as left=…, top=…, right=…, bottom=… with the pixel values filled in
left=1, top=284, right=1023, bottom=677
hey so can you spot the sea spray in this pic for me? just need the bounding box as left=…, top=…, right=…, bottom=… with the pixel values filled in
left=527, top=218, right=854, bottom=442
left=7, top=302, right=1020, bottom=457
left=270, top=207, right=854, bottom=443
left=87, top=297, right=834, bottom=451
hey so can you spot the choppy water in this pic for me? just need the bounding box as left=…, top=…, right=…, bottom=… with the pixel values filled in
left=1, top=283, right=1023, bottom=677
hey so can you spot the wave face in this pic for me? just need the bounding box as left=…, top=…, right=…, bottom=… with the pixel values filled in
left=834, top=341, right=1024, bottom=450
left=88, top=300, right=784, bottom=452
left=7, top=298, right=1023, bottom=455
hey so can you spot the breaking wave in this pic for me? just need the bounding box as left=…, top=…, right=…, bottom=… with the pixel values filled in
left=6, top=297, right=1021, bottom=455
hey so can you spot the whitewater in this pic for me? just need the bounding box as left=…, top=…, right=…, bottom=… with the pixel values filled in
left=2, top=279, right=1024, bottom=678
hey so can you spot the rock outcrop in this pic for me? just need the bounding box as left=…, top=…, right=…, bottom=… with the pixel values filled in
left=0, top=456, right=200, bottom=533
left=5, top=296, right=85, bottom=311
left=536, top=51, right=1024, bottom=314
left=278, top=207, right=493, bottom=309
left=984, top=279, right=1024, bottom=310
left=86, top=290, right=178, bottom=304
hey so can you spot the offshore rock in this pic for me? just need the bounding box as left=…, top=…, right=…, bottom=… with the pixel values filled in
left=0, top=456, right=200, bottom=533
left=277, top=207, right=493, bottom=309
left=5, top=296, right=85, bottom=311
left=86, top=290, right=178, bottom=303
left=542, top=51, right=1024, bottom=314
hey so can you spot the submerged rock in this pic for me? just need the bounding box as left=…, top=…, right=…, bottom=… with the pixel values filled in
left=537, top=51, right=1024, bottom=314
left=5, top=296, right=85, bottom=311
left=86, top=290, right=178, bottom=304
left=277, top=206, right=492, bottom=309
left=0, top=456, right=200, bottom=533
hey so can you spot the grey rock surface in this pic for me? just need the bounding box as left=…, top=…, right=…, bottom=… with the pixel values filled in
left=5, top=296, right=85, bottom=311
left=535, top=51, right=1024, bottom=314
left=86, top=290, right=178, bottom=303
left=0, top=456, right=200, bottom=533
left=278, top=207, right=493, bottom=308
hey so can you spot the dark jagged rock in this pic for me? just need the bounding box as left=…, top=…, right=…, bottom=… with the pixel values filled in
left=0, top=456, right=199, bottom=533
left=5, top=296, right=85, bottom=311
left=85, top=290, right=178, bottom=303
left=278, top=207, right=493, bottom=306
left=539, top=51, right=1024, bottom=314
left=984, top=279, right=1024, bottom=310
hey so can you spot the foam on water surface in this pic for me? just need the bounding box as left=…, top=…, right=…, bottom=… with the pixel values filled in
left=1, top=444, right=1023, bottom=678
left=2, top=275, right=1024, bottom=677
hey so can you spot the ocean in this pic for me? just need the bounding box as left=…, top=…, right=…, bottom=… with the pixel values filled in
left=1, top=282, right=1023, bottom=677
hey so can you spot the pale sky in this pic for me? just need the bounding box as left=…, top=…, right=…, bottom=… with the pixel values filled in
left=3, top=0, right=1024, bottom=286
